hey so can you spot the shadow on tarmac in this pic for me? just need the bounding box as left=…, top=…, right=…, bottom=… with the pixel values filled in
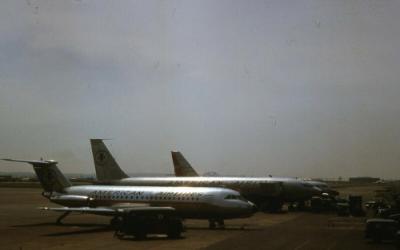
left=185, top=225, right=262, bottom=231
left=44, top=226, right=113, bottom=237
left=117, top=235, right=186, bottom=241
left=12, top=222, right=110, bottom=228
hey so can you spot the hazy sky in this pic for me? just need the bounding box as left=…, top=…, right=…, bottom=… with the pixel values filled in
left=1, top=0, right=399, bottom=179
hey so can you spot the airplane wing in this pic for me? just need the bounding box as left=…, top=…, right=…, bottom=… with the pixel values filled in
left=40, top=206, right=176, bottom=216
left=40, top=206, right=117, bottom=215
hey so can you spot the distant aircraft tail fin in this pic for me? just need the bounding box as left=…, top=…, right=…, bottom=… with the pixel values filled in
left=2, top=159, right=71, bottom=193
left=90, top=139, right=128, bottom=181
left=171, top=151, right=199, bottom=177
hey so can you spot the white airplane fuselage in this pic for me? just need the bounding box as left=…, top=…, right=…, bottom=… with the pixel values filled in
left=97, top=176, right=321, bottom=203
left=50, top=185, right=257, bottom=219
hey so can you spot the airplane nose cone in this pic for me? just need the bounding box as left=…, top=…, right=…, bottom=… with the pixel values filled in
left=248, top=201, right=258, bottom=213
left=311, top=186, right=322, bottom=195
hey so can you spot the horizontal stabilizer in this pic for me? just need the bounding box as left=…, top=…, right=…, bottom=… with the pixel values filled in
left=2, top=159, right=58, bottom=165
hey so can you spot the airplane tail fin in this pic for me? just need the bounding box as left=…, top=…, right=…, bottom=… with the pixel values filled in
left=2, top=159, right=71, bottom=193
left=90, top=139, right=128, bottom=181
left=171, top=151, right=199, bottom=177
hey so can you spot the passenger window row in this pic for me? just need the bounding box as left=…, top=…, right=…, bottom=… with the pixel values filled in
left=91, top=194, right=200, bottom=201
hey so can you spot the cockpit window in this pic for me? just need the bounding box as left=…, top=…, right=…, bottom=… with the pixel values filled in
left=225, top=194, right=246, bottom=201
left=302, top=183, right=313, bottom=188
left=237, top=195, right=247, bottom=201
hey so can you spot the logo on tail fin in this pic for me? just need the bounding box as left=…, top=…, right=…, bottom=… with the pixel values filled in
left=95, top=151, right=108, bottom=165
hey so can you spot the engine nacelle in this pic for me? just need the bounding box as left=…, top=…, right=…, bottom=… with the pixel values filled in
left=50, top=195, right=93, bottom=206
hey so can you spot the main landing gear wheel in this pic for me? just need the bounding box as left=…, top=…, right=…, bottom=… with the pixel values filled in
left=208, top=219, right=225, bottom=229
left=133, top=230, right=147, bottom=240
left=209, top=219, right=216, bottom=229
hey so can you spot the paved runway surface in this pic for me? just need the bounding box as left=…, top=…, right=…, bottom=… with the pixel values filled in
left=206, top=213, right=391, bottom=250
left=0, top=187, right=395, bottom=250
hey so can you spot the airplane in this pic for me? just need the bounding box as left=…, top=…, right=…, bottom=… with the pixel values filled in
left=90, top=139, right=321, bottom=216
left=171, top=151, right=335, bottom=208
left=171, top=151, right=327, bottom=206
left=2, top=158, right=256, bottom=235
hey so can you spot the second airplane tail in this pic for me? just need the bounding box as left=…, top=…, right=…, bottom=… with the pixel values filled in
left=171, top=151, right=199, bottom=177
left=90, top=139, right=128, bottom=181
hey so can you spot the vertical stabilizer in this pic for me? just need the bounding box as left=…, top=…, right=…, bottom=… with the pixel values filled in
left=171, top=151, right=199, bottom=177
left=2, top=159, right=71, bottom=193
left=90, top=139, right=128, bottom=181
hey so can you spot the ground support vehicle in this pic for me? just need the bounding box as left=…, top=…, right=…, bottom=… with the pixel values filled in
left=114, top=212, right=184, bottom=240
left=336, top=200, right=350, bottom=216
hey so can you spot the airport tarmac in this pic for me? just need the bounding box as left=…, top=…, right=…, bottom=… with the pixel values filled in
left=0, top=185, right=394, bottom=250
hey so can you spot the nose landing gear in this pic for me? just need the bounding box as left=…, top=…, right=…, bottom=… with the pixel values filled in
left=56, top=211, right=71, bottom=225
